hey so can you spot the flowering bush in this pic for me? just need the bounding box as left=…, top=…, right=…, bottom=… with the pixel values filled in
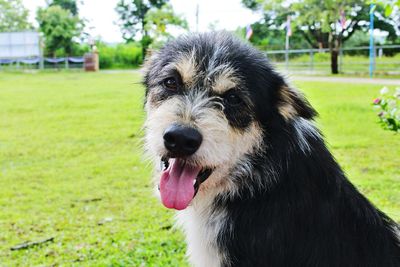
left=372, top=87, right=400, bottom=133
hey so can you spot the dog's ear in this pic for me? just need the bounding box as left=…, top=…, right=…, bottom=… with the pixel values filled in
left=277, top=85, right=317, bottom=121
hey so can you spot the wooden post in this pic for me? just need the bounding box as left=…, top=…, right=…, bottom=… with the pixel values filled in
left=84, top=52, right=99, bottom=72
left=310, top=49, right=314, bottom=72
left=339, top=47, right=343, bottom=73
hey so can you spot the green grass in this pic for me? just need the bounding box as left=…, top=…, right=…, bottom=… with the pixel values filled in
left=0, top=72, right=399, bottom=266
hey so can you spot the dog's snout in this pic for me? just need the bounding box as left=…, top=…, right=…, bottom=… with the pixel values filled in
left=163, top=125, right=202, bottom=157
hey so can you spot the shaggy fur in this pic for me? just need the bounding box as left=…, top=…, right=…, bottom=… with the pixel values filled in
left=143, top=32, right=400, bottom=267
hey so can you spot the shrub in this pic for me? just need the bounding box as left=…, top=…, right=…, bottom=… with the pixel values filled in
left=97, top=42, right=143, bottom=69
left=372, top=87, right=400, bottom=133
left=72, top=43, right=90, bottom=56
left=115, top=43, right=143, bottom=67
left=97, top=44, right=116, bottom=69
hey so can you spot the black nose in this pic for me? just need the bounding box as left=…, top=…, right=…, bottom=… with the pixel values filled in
left=163, top=125, right=202, bottom=157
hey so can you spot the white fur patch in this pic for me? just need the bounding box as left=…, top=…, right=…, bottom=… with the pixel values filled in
left=176, top=188, right=229, bottom=267
left=292, top=118, right=321, bottom=153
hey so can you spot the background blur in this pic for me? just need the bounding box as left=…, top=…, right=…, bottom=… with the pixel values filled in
left=0, top=0, right=398, bottom=74
left=0, top=0, right=399, bottom=266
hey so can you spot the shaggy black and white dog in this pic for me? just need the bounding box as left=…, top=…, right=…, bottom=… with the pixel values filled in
left=143, top=32, right=400, bottom=267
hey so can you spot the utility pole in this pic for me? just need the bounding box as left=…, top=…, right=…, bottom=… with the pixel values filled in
left=285, top=16, right=291, bottom=70
left=196, top=3, right=199, bottom=32
left=369, top=4, right=376, bottom=78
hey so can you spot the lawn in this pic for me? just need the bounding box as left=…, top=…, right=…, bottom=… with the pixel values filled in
left=0, top=72, right=399, bottom=266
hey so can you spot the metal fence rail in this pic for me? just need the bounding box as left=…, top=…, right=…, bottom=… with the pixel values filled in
left=0, top=56, right=84, bottom=70
left=261, top=45, right=400, bottom=75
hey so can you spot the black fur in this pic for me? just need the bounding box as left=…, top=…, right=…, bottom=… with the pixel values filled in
left=216, top=126, right=400, bottom=266
left=145, top=32, right=400, bottom=267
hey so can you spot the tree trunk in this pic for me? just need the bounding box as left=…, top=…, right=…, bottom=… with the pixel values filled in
left=329, top=36, right=339, bottom=74
left=331, top=49, right=339, bottom=74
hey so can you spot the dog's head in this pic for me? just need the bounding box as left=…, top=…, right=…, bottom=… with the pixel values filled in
left=143, top=32, right=316, bottom=210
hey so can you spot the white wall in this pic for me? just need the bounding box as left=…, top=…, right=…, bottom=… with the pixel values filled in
left=0, top=32, right=40, bottom=58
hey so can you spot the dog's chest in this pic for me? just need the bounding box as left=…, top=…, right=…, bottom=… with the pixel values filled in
left=176, top=203, right=228, bottom=267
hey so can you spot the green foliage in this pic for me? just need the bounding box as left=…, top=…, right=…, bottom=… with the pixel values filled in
left=343, top=31, right=370, bottom=47
left=247, top=19, right=311, bottom=49
left=242, top=0, right=400, bottom=73
left=373, top=87, right=400, bottom=132
left=0, top=73, right=398, bottom=265
left=48, top=0, right=78, bottom=15
left=242, top=0, right=261, bottom=9
left=374, top=0, right=400, bottom=16
left=97, top=42, right=143, bottom=69
left=0, top=0, right=32, bottom=32
left=96, top=45, right=114, bottom=69
left=244, top=0, right=398, bottom=47
left=144, top=3, right=188, bottom=49
left=115, top=0, right=186, bottom=57
left=37, top=5, right=83, bottom=56
left=115, top=0, right=168, bottom=42
left=71, top=43, right=91, bottom=56
left=140, top=34, right=153, bottom=55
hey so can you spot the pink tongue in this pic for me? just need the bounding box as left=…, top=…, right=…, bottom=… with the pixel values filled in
left=159, top=159, right=202, bottom=210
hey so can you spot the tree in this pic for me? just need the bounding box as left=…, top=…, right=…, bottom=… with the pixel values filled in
left=116, top=0, right=187, bottom=57
left=116, top=0, right=168, bottom=42
left=245, top=14, right=311, bottom=49
left=243, top=0, right=399, bottom=74
left=0, top=0, right=32, bottom=32
left=48, top=0, right=79, bottom=16
left=144, top=3, right=188, bottom=48
left=37, top=6, right=82, bottom=56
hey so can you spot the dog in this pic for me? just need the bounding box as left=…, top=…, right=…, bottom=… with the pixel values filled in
left=143, top=32, right=400, bottom=267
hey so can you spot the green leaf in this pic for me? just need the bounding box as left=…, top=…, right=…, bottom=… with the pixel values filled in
left=384, top=5, right=392, bottom=16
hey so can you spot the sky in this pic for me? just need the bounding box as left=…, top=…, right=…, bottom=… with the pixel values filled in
left=22, top=0, right=262, bottom=43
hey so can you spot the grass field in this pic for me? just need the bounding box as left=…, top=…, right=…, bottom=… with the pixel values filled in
left=0, top=72, right=399, bottom=266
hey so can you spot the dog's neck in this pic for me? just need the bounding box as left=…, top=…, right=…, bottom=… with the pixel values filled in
left=176, top=188, right=229, bottom=267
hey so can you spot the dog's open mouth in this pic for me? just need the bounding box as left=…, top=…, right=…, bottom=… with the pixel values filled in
left=159, top=157, right=213, bottom=210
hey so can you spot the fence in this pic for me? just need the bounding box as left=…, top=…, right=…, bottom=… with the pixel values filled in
left=262, top=45, right=400, bottom=75
left=0, top=56, right=85, bottom=70
left=0, top=31, right=86, bottom=71
left=1, top=44, right=399, bottom=74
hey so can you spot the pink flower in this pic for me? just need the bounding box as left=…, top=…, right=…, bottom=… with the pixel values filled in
left=373, top=98, right=381, bottom=104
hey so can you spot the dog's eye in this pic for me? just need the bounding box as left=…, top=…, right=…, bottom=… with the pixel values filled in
left=163, top=77, right=178, bottom=91
left=224, top=91, right=243, bottom=106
